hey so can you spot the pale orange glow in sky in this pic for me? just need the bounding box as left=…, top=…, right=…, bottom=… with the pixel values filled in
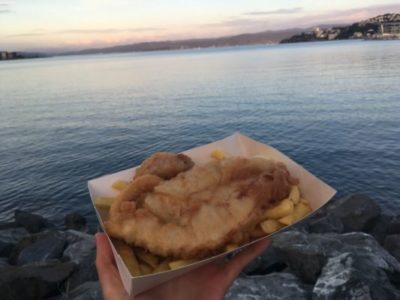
left=0, top=1, right=399, bottom=52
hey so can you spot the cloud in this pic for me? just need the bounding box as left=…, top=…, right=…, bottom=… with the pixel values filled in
left=244, top=7, right=303, bottom=16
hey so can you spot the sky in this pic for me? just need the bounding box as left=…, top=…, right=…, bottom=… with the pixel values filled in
left=0, top=0, right=399, bottom=52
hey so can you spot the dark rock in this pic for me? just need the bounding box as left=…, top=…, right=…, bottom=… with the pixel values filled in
left=242, top=247, right=287, bottom=275
left=365, top=214, right=392, bottom=244
left=313, top=252, right=400, bottom=300
left=0, top=257, right=9, bottom=268
left=63, top=230, right=97, bottom=289
left=15, top=210, right=52, bottom=233
left=327, top=194, right=381, bottom=232
left=272, top=231, right=400, bottom=286
left=308, top=213, right=343, bottom=234
left=387, top=215, right=400, bottom=235
left=0, top=261, right=75, bottom=300
left=17, top=234, right=66, bottom=266
left=0, top=222, right=19, bottom=230
left=65, top=213, right=87, bottom=231
left=69, top=281, right=103, bottom=300
left=0, top=227, right=29, bottom=244
left=0, top=240, right=14, bottom=257
left=384, top=234, right=400, bottom=262
left=8, top=230, right=65, bottom=265
left=225, top=272, right=312, bottom=300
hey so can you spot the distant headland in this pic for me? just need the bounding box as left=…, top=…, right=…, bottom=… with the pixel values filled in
left=281, top=13, right=400, bottom=43
left=1, top=13, right=399, bottom=60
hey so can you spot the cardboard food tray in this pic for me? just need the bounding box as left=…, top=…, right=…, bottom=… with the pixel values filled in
left=88, top=132, right=336, bottom=296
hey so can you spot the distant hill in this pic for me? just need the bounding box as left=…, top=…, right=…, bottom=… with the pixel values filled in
left=60, top=28, right=303, bottom=56
left=281, top=13, right=400, bottom=43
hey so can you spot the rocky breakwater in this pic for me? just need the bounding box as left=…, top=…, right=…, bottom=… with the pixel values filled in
left=1, top=194, right=400, bottom=300
left=227, top=194, right=400, bottom=299
left=0, top=211, right=101, bottom=300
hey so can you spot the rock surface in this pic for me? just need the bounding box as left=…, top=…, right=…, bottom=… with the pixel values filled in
left=226, top=272, right=312, bottom=300
left=384, top=234, right=400, bottom=262
left=65, top=213, right=87, bottom=231
left=14, top=210, right=51, bottom=233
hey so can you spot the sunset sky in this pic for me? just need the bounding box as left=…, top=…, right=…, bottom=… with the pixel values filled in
left=1, top=0, right=399, bottom=52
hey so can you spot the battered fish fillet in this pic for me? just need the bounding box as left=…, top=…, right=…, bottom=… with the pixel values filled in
left=106, top=155, right=297, bottom=259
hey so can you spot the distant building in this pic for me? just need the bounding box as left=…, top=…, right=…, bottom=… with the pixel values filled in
left=380, top=22, right=400, bottom=35
left=352, top=32, right=363, bottom=39
left=1, top=51, right=7, bottom=60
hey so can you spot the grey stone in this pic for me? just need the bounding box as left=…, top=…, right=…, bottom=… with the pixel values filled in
left=63, top=230, right=97, bottom=289
left=0, top=227, right=29, bottom=244
left=313, top=252, right=400, bottom=300
left=17, top=234, right=66, bottom=265
left=8, top=230, right=65, bottom=265
left=0, top=261, right=75, bottom=300
left=225, top=272, right=312, bottom=300
left=272, top=231, right=400, bottom=285
left=327, top=194, right=381, bottom=232
left=69, top=281, right=103, bottom=300
left=308, top=213, right=343, bottom=234
left=15, top=210, right=52, bottom=233
left=242, top=246, right=287, bottom=275
left=384, top=234, right=400, bottom=262
left=65, top=213, right=87, bottom=231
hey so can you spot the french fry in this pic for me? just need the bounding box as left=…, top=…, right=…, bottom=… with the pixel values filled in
left=211, top=149, right=226, bottom=160
left=289, top=185, right=300, bottom=204
left=94, top=197, right=114, bottom=209
left=112, top=180, right=129, bottom=191
left=139, top=263, right=153, bottom=275
left=264, top=198, right=294, bottom=219
left=260, top=219, right=284, bottom=234
left=168, top=259, right=196, bottom=270
left=250, top=225, right=267, bottom=238
left=278, top=201, right=312, bottom=226
left=113, top=241, right=141, bottom=276
left=153, top=259, right=171, bottom=273
left=136, top=248, right=159, bottom=269
left=225, top=244, right=239, bottom=252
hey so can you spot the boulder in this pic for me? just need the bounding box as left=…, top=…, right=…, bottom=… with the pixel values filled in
left=8, top=230, right=66, bottom=265
left=69, top=281, right=103, bottom=300
left=0, top=261, right=75, bottom=300
left=0, top=257, right=9, bottom=268
left=387, top=215, right=400, bottom=235
left=308, top=213, right=343, bottom=234
left=17, top=234, right=66, bottom=266
left=225, top=272, right=312, bottom=300
left=65, top=213, right=87, bottom=231
left=63, top=230, right=97, bottom=289
left=0, top=227, right=29, bottom=244
left=365, top=214, right=392, bottom=244
left=242, top=247, right=287, bottom=276
left=0, top=240, right=14, bottom=257
left=313, top=252, right=400, bottom=299
left=0, top=222, right=19, bottom=230
left=384, top=234, right=400, bottom=262
left=327, top=194, right=381, bottom=232
left=272, top=231, right=400, bottom=286
left=14, top=210, right=52, bottom=233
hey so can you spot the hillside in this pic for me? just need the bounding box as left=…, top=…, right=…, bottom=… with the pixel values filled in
left=60, top=28, right=303, bottom=56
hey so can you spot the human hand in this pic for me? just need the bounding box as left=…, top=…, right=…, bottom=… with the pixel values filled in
left=95, top=233, right=270, bottom=300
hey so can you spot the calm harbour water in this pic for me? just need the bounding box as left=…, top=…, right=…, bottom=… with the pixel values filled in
left=1, top=40, right=400, bottom=226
